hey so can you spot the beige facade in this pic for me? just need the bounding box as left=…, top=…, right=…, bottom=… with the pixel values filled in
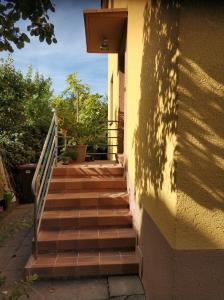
left=107, top=0, right=224, bottom=299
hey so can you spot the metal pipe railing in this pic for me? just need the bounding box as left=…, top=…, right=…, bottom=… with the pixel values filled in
left=32, top=113, right=58, bottom=258
left=56, top=120, right=120, bottom=160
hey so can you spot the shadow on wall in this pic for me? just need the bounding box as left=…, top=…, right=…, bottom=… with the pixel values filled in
left=134, top=0, right=180, bottom=199
left=177, top=0, right=224, bottom=211
left=135, top=0, right=224, bottom=210
left=178, top=56, right=224, bottom=210
left=134, top=1, right=224, bottom=298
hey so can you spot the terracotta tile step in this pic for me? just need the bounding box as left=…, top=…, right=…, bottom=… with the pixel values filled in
left=52, top=166, right=124, bottom=178
left=43, top=208, right=131, bottom=218
left=48, top=189, right=127, bottom=194
left=45, top=192, right=129, bottom=210
left=41, top=209, right=132, bottom=230
left=25, top=251, right=139, bottom=278
left=49, top=177, right=127, bottom=193
left=36, top=228, right=136, bottom=252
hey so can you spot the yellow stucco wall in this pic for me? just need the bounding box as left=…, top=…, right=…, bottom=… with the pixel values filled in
left=108, top=0, right=224, bottom=250
left=176, top=2, right=224, bottom=249
left=128, top=0, right=179, bottom=248
left=108, top=0, right=178, bottom=247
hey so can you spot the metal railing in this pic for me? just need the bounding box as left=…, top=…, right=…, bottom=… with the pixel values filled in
left=57, top=120, right=119, bottom=160
left=87, top=120, right=119, bottom=160
left=32, top=113, right=58, bottom=258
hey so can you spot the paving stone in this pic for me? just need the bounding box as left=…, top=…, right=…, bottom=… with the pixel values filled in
left=110, top=297, right=126, bottom=300
left=6, top=236, right=25, bottom=247
left=15, top=245, right=32, bottom=257
left=27, top=278, right=109, bottom=300
left=108, top=276, right=144, bottom=297
left=0, top=246, right=16, bottom=255
left=126, top=295, right=146, bottom=300
left=20, top=237, right=33, bottom=248
left=109, top=295, right=146, bottom=300
left=0, top=253, right=12, bottom=270
left=5, top=254, right=28, bottom=271
left=109, top=296, right=146, bottom=300
left=0, top=269, right=24, bottom=288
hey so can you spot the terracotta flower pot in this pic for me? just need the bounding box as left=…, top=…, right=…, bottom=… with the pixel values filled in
left=61, top=128, right=67, bottom=137
left=75, top=145, right=87, bottom=163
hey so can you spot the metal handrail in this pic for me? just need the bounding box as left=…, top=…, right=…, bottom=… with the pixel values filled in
left=32, top=113, right=58, bottom=258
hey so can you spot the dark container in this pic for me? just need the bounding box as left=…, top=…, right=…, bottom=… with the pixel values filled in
left=15, top=164, right=36, bottom=204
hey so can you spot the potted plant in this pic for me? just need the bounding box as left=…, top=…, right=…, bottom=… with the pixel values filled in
left=61, top=128, right=67, bottom=137
left=60, top=151, right=71, bottom=165
left=67, top=123, right=91, bottom=163
left=60, top=147, right=78, bottom=165
left=65, top=145, right=78, bottom=163
left=51, top=96, right=92, bottom=163
left=2, top=191, right=14, bottom=210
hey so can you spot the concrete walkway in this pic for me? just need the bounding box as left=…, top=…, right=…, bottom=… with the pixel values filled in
left=0, top=204, right=146, bottom=300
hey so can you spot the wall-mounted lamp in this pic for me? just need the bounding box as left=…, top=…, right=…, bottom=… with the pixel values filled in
left=100, top=38, right=109, bottom=51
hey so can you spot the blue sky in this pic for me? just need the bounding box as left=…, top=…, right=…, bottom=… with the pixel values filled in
left=1, top=0, right=108, bottom=96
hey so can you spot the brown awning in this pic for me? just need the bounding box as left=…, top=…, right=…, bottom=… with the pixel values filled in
left=83, top=8, right=128, bottom=53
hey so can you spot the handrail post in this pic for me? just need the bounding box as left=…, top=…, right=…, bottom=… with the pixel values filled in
left=33, top=186, right=38, bottom=259
left=55, top=113, right=58, bottom=166
left=32, top=112, right=58, bottom=260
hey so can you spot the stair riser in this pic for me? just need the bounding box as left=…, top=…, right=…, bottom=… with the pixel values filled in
left=45, top=197, right=129, bottom=210
left=52, top=167, right=124, bottom=178
left=49, top=181, right=127, bottom=193
left=36, top=238, right=136, bottom=252
left=45, top=204, right=129, bottom=210
left=25, top=162, right=140, bottom=279
left=25, top=263, right=138, bottom=278
left=41, top=216, right=132, bottom=230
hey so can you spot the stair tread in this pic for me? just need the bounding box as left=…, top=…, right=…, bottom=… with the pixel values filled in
left=48, top=189, right=127, bottom=194
left=47, top=191, right=128, bottom=200
left=26, top=251, right=138, bottom=268
left=42, top=208, right=131, bottom=219
left=26, top=163, right=139, bottom=278
left=38, top=228, right=136, bottom=241
left=51, top=177, right=125, bottom=183
left=54, top=163, right=122, bottom=169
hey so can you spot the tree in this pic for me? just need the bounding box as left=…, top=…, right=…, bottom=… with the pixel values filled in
left=0, top=56, right=53, bottom=167
left=0, top=56, right=26, bottom=134
left=79, top=93, right=108, bottom=149
left=0, top=0, right=56, bottom=52
left=66, top=73, right=90, bottom=122
left=50, top=95, right=77, bottom=135
left=24, top=65, right=52, bottom=131
left=22, top=66, right=53, bottom=158
left=51, top=73, right=108, bottom=149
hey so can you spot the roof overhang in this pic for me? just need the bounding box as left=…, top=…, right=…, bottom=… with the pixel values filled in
left=83, top=8, right=128, bottom=53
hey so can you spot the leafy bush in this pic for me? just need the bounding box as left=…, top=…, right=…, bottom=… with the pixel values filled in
left=0, top=274, right=38, bottom=300
left=0, top=57, right=52, bottom=168
left=51, top=72, right=108, bottom=149
left=0, top=57, right=53, bottom=200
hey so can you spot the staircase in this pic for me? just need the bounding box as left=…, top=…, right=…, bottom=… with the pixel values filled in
left=25, top=162, right=139, bottom=278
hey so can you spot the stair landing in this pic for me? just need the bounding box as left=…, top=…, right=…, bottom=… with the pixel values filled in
left=25, top=161, right=139, bottom=278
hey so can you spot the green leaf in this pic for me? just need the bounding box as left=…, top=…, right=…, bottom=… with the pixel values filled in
left=21, top=33, right=30, bottom=43
left=6, top=3, right=14, bottom=9
left=39, top=34, right=44, bottom=42
left=46, top=36, right=51, bottom=44
left=16, top=41, right=24, bottom=49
